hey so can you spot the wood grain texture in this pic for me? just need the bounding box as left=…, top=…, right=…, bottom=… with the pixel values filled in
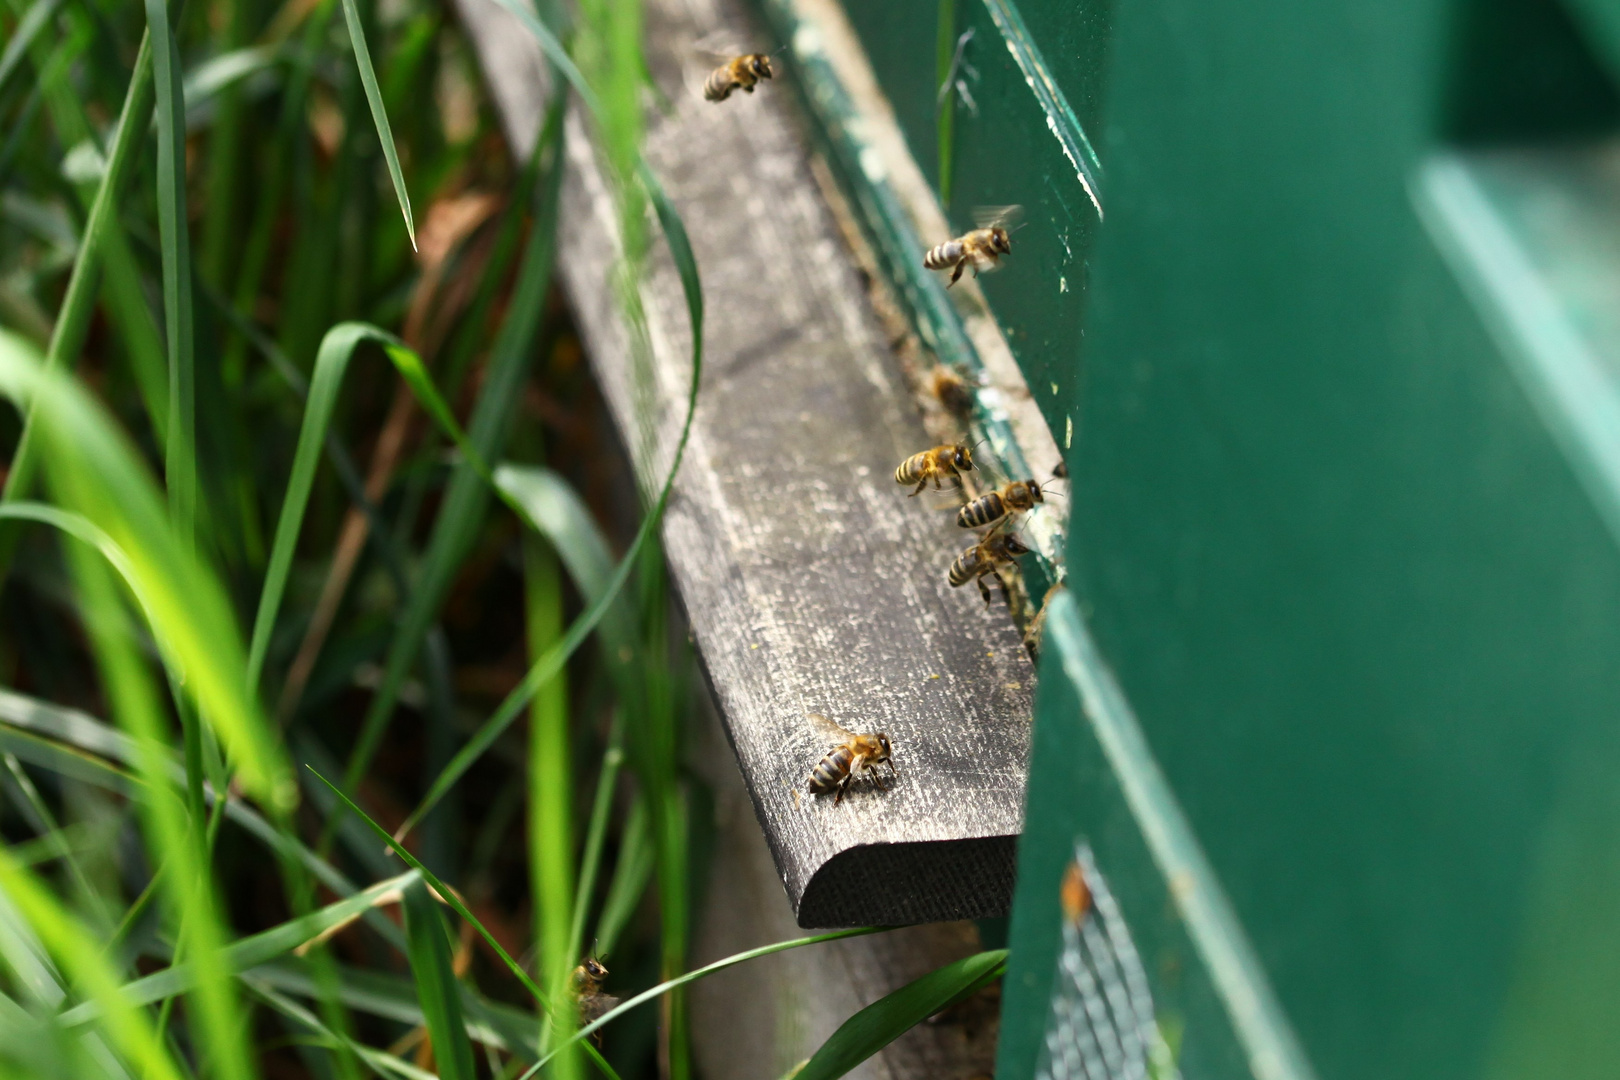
left=454, top=0, right=1034, bottom=927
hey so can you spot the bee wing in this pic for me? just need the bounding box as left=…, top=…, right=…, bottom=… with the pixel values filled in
left=972, top=204, right=1024, bottom=230
left=806, top=712, right=860, bottom=744
left=692, top=30, right=750, bottom=58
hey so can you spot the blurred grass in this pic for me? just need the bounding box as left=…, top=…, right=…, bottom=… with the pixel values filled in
left=0, top=0, right=962, bottom=1076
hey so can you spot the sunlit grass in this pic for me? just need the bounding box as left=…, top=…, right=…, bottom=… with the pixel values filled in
left=0, top=1, right=996, bottom=1077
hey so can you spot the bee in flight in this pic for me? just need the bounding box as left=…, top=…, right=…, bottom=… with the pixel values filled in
left=806, top=713, right=897, bottom=805
left=928, top=365, right=976, bottom=419
left=957, top=479, right=1046, bottom=530
left=704, top=52, right=776, bottom=102
left=923, top=206, right=1022, bottom=287
left=949, top=530, right=1031, bottom=605
left=571, top=957, right=620, bottom=1033
left=895, top=442, right=976, bottom=495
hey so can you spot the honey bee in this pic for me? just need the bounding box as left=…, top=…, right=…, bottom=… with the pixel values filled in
left=923, top=206, right=1022, bottom=287
left=928, top=365, right=975, bottom=419
left=806, top=713, right=897, bottom=806
left=895, top=443, right=975, bottom=495
left=703, top=53, right=775, bottom=102
left=949, top=530, right=1031, bottom=605
left=571, top=957, right=619, bottom=1029
left=1060, top=858, right=1092, bottom=925
left=956, top=479, right=1045, bottom=530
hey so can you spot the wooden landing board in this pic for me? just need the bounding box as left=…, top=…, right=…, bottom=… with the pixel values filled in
left=454, top=0, right=1034, bottom=927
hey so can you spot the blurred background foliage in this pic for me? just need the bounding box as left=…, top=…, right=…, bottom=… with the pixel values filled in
left=0, top=0, right=714, bottom=1076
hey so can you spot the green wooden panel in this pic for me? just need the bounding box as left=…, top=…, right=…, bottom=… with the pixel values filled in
left=835, top=0, right=1105, bottom=447
left=1000, top=0, right=1620, bottom=1076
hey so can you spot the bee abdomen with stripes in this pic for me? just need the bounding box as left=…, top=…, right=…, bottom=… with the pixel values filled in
left=957, top=479, right=1044, bottom=529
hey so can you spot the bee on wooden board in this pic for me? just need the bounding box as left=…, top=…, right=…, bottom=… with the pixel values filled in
left=956, top=478, right=1047, bottom=530
left=571, top=957, right=619, bottom=1031
left=703, top=51, right=776, bottom=102
left=806, top=713, right=897, bottom=805
left=895, top=442, right=976, bottom=495
left=923, top=205, right=1023, bottom=287
left=949, top=530, right=1031, bottom=606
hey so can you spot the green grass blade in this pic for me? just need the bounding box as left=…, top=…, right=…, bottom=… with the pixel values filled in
left=401, top=880, right=477, bottom=1080
left=793, top=950, right=1008, bottom=1080
left=0, top=689, right=406, bottom=953
left=239, top=978, right=439, bottom=1080
left=341, top=96, right=567, bottom=815
left=312, top=768, right=860, bottom=1080
left=247, top=957, right=542, bottom=1058
left=145, top=0, right=196, bottom=552
left=59, top=543, right=253, bottom=1080
left=0, top=29, right=154, bottom=573
left=524, top=536, right=581, bottom=1080
left=381, top=0, right=708, bottom=846
left=0, top=329, right=292, bottom=810
left=568, top=729, right=623, bottom=965
left=0, top=0, right=62, bottom=111
left=0, top=849, right=184, bottom=1080
left=524, top=929, right=890, bottom=1078
left=592, top=793, right=651, bottom=959
left=337, top=0, right=415, bottom=249
left=57, top=872, right=418, bottom=1026
left=0, top=502, right=168, bottom=651
left=496, top=466, right=638, bottom=649
left=247, top=321, right=391, bottom=693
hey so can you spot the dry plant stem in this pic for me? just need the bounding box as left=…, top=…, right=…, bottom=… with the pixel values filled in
left=277, top=380, right=418, bottom=723
left=276, top=198, right=501, bottom=723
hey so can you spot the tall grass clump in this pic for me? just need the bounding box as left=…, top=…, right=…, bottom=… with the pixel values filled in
left=0, top=1, right=1003, bottom=1077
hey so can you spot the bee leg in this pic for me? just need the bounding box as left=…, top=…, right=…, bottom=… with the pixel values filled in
left=911, top=479, right=928, bottom=496
left=995, top=572, right=1013, bottom=608
left=949, top=261, right=966, bottom=287
left=976, top=574, right=993, bottom=606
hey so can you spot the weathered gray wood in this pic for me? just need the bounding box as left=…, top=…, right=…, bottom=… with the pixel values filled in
left=455, top=0, right=1034, bottom=927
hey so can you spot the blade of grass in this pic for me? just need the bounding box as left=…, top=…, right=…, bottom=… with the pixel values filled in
left=146, top=0, right=206, bottom=843
left=145, top=0, right=195, bottom=547
left=0, top=849, right=185, bottom=1080
left=568, top=727, right=622, bottom=965
left=0, top=0, right=61, bottom=103
left=248, top=957, right=541, bottom=1058
left=340, top=93, right=568, bottom=824
left=400, top=879, right=476, bottom=1080
left=0, top=695, right=407, bottom=954
left=59, top=541, right=255, bottom=1080
left=240, top=978, right=440, bottom=1080
left=0, top=29, right=155, bottom=578
left=337, top=0, right=415, bottom=249
left=0, top=329, right=292, bottom=809
left=523, top=928, right=891, bottom=1078
left=57, top=872, right=418, bottom=1025
left=379, top=0, right=709, bottom=842
left=792, top=950, right=1007, bottom=1080
left=592, top=792, right=651, bottom=960
left=314, top=769, right=854, bottom=1080
left=523, top=535, right=580, bottom=1080
left=2, top=753, right=110, bottom=927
